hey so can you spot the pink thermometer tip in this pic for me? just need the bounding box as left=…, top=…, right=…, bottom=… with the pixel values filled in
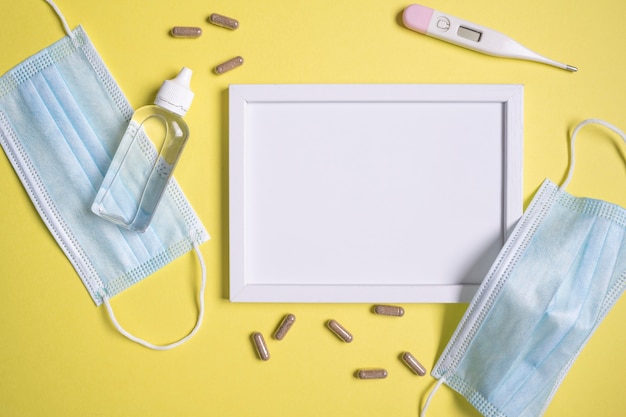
left=402, top=4, right=434, bottom=34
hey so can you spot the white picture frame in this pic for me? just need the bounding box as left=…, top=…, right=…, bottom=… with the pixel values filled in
left=229, top=84, right=523, bottom=303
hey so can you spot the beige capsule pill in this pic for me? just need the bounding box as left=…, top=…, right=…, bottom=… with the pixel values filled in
left=373, top=304, right=405, bottom=317
left=356, top=369, right=388, bottom=379
left=251, top=332, right=270, bottom=361
left=401, top=351, right=427, bottom=376
left=209, top=13, right=239, bottom=30
left=273, top=314, right=296, bottom=340
left=327, top=319, right=353, bottom=343
left=170, top=26, right=202, bottom=38
left=214, top=56, right=244, bottom=74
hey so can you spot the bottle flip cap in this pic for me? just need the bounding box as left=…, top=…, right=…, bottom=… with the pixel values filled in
left=154, top=67, right=194, bottom=116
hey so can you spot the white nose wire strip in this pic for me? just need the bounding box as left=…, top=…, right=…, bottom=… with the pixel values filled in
left=100, top=242, right=207, bottom=350
left=561, top=119, right=626, bottom=190
left=44, top=0, right=75, bottom=39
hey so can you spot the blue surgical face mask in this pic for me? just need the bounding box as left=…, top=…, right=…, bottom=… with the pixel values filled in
left=422, top=119, right=626, bottom=417
left=0, top=1, right=210, bottom=350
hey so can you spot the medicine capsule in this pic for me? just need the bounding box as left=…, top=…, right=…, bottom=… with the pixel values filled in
left=401, top=351, right=427, bottom=376
left=356, top=369, right=388, bottom=379
left=273, top=314, right=296, bottom=340
left=373, top=304, right=405, bottom=317
left=170, top=26, right=202, bottom=38
left=327, top=319, right=353, bottom=343
left=214, top=56, right=244, bottom=74
left=251, top=332, right=270, bottom=361
left=209, top=13, right=239, bottom=30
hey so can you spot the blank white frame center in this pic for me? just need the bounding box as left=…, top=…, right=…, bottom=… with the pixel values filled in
left=230, top=84, right=523, bottom=303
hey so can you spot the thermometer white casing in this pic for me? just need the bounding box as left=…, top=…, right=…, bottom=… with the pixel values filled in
left=402, top=4, right=577, bottom=72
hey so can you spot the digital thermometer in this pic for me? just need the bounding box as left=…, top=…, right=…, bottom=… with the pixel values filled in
left=402, top=4, right=577, bottom=72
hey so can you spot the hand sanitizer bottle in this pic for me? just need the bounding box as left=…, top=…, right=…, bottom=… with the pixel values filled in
left=92, top=67, right=194, bottom=232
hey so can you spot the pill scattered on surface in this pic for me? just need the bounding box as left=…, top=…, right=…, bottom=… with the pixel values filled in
left=401, top=351, right=427, bottom=376
left=209, top=13, right=239, bottom=30
left=327, top=319, right=353, bottom=343
left=170, top=26, right=202, bottom=38
left=214, top=56, right=244, bottom=74
left=252, top=332, right=270, bottom=361
left=373, top=304, right=405, bottom=317
left=356, top=369, right=388, bottom=379
left=273, top=314, right=296, bottom=340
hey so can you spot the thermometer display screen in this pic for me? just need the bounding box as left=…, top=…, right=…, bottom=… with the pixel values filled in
left=458, top=26, right=482, bottom=42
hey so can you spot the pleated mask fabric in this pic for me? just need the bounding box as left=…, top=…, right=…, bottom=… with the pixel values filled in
left=423, top=119, right=626, bottom=417
left=0, top=3, right=209, bottom=350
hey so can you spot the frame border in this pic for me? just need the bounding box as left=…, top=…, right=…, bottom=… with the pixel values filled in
left=229, top=84, right=523, bottom=303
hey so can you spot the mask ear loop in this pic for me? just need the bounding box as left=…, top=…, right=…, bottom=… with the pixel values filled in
left=420, top=374, right=447, bottom=417
left=99, top=240, right=207, bottom=350
left=561, top=119, right=626, bottom=190
left=44, top=0, right=75, bottom=40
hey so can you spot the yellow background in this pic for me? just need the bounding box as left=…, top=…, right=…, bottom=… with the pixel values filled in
left=1, top=0, right=625, bottom=416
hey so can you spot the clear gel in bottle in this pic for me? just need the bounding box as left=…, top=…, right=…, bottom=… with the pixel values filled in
left=92, top=67, right=194, bottom=232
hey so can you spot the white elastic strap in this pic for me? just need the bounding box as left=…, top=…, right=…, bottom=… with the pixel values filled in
left=44, top=0, right=75, bottom=39
left=420, top=376, right=446, bottom=417
left=561, top=119, right=626, bottom=190
left=101, top=242, right=206, bottom=350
